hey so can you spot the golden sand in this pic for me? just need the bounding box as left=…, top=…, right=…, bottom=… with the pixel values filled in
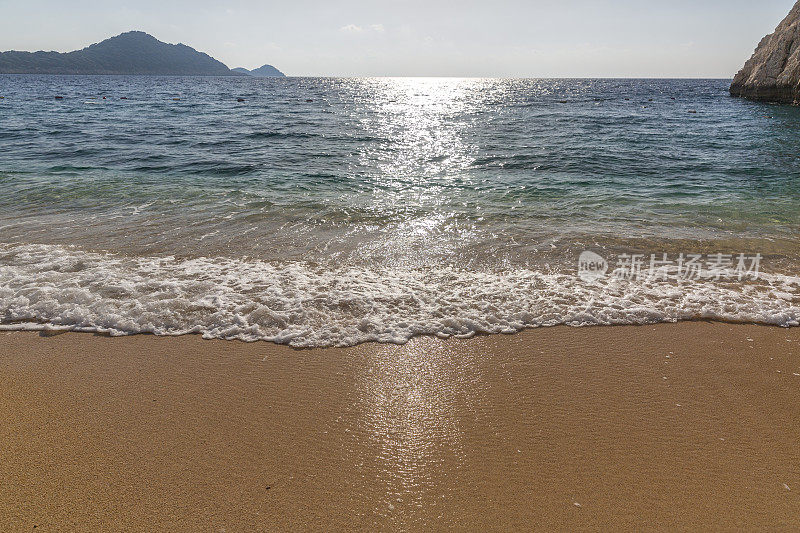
left=1, top=322, right=799, bottom=530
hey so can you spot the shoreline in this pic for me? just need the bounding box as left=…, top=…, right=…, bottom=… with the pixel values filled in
left=2, top=322, right=800, bottom=530
left=1, top=317, right=799, bottom=347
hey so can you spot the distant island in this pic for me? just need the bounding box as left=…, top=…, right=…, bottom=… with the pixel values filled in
left=233, top=65, right=285, bottom=77
left=0, top=31, right=284, bottom=77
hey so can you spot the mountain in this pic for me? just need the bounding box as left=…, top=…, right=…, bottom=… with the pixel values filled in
left=233, top=64, right=285, bottom=77
left=0, top=31, right=243, bottom=76
left=730, top=1, right=800, bottom=104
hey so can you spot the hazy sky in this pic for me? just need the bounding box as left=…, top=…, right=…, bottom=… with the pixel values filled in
left=0, top=0, right=794, bottom=77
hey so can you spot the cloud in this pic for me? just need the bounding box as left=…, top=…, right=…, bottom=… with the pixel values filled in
left=339, top=23, right=385, bottom=34
left=339, top=24, right=363, bottom=33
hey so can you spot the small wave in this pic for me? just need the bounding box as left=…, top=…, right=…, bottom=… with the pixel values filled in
left=471, top=154, right=546, bottom=170
left=0, top=243, right=797, bottom=347
left=177, top=162, right=259, bottom=176
left=246, top=131, right=319, bottom=140
left=47, top=165, right=111, bottom=172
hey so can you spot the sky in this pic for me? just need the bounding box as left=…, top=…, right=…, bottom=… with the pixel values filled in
left=0, top=0, right=795, bottom=77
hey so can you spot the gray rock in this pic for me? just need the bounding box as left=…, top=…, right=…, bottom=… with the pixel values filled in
left=730, top=1, right=800, bottom=104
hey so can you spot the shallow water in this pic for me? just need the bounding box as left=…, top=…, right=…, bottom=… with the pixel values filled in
left=0, top=76, right=798, bottom=345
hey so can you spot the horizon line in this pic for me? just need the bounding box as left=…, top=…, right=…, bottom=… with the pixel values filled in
left=0, top=73, right=736, bottom=80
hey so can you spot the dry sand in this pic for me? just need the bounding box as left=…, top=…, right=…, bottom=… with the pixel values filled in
left=1, top=322, right=799, bottom=531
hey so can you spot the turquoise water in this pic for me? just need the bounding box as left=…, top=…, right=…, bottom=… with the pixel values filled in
left=0, top=76, right=798, bottom=345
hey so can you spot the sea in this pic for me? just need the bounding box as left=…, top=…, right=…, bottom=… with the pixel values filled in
left=0, top=75, right=798, bottom=346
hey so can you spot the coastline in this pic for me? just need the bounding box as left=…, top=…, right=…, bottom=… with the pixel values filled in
left=2, top=322, right=799, bottom=530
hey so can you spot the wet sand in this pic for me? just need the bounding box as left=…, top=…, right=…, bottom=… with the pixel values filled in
left=1, top=322, right=799, bottom=531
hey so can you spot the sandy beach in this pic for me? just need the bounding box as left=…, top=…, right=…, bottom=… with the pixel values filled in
left=0, top=322, right=798, bottom=531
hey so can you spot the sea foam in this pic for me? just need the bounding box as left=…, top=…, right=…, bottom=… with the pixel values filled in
left=0, top=243, right=798, bottom=347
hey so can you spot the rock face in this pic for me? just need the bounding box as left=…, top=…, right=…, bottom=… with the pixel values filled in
left=0, top=31, right=242, bottom=76
left=731, top=1, right=800, bottom=104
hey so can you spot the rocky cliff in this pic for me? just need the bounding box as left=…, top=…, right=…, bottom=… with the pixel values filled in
left=730, top=1, right=800, bottom=104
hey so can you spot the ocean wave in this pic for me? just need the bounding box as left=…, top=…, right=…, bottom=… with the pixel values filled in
left=0, top=243, right=798, bottom=347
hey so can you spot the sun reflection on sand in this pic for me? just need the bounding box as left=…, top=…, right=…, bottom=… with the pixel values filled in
left=347, top=337, right=490, bottom=527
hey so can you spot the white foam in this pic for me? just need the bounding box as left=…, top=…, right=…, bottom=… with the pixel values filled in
left=0, top=243, right=798, bottom=347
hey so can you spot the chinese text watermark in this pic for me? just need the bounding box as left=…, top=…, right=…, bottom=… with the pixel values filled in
left=578, top=251, right=762, bottom=282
